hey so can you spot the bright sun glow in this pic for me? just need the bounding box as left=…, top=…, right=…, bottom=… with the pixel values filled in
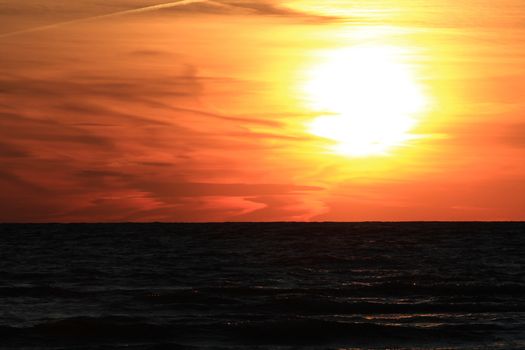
left=304, top=45, right=428, bottom=157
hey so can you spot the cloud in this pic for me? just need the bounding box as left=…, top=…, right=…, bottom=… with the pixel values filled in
left=128, top=49, right=175, bottom=57
left=0, top=142, right=30, bottom=158
left=39, top=179, right=322, bottom=222
left=0, top=112, right=114, bottom=149
left=0, top=0, right=336, bottom=39
left=223, top=0, right=333, bottom=19
left=502, top=122, right=525, bottom=148
left=0, top=66, right=319, bottom=222
left=0, top=2, right=334, bottom=222
left=0, top=0, right=210, bottom=38
left=0, top=71, right=202, bottom=100
left=116, top=196, right=264, bottom=222
left=314, top=176, right=525, bottom=221
left=57, top=103, right=171, bottom=126
left=0, top=169, right=46, bottom=192
left=157, top=0, right=338, bottom=21
left=234, top=194, right=328, bottom=221
left=132, top=180, right=322, bottom=198
left=155, top=103, right=285, bottom=127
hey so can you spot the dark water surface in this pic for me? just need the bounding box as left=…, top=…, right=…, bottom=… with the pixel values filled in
left=0, top=222, right=524, bottom=349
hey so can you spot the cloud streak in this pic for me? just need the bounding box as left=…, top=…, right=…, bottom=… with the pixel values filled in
left=0, top=16, right=327, bottom=222
left=0, top=0, right=336, bottom=39
left=0, top=0, right=210, bottom=38
left=3, top=0, right=522, bottom=222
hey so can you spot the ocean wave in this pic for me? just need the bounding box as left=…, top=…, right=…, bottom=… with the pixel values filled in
left=0, top=316, right=502, bottom=346
left=200, top=283, right=525, bottom=298
left=250, top=297, right=525, bottom=315
left=136, top=289, right=237, bottom=305
left=2, top=282, right=523, bottom=300
left=228, top=318, right=501, bottom=345
left=1, top=223, right=524, bottom=349
left=2, top=316, right=173, bottom=340
left=0, top=285, right=87, bottom=298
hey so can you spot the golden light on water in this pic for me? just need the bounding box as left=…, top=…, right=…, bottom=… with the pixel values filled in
left=303, top=45, right=429, bottom=157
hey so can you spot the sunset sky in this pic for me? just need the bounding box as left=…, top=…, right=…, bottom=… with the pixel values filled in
left=1, top=0, right=525, bottom=222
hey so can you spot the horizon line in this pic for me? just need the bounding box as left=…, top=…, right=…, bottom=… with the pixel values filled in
left=1, top=221, right=525, bottom=224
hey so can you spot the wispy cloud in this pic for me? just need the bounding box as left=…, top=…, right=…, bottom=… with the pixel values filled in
left=0, top=17, right=324, bottom=222
left=0, top=0, right=335, bottom=39
left=0, top=0, right=210, bottom=38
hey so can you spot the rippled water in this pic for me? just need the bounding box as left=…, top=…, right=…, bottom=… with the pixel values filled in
left=1, top=222, right=524, bottom=349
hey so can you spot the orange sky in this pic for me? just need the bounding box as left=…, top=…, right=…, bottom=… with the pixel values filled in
left=1, top=0, right=525, bottom=222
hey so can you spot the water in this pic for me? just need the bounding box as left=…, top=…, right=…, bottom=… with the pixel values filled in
left=0, top=222, right=524, bottom=349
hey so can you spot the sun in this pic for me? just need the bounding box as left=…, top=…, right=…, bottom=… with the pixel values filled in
left=304, top=45, right=428, bottom=157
